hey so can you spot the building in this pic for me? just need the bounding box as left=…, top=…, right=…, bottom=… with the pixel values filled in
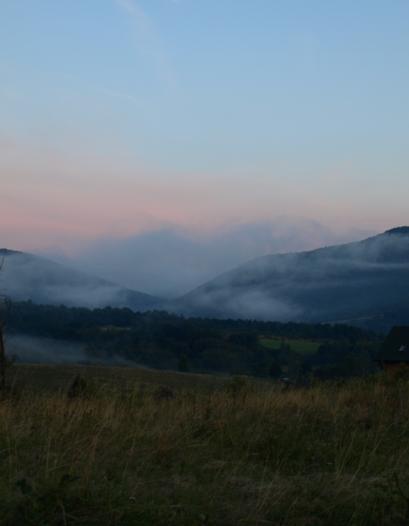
left=376, top=326, right=409, bottom=373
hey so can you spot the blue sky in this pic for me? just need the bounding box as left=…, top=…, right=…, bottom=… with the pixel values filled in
left=1, top=0, right=409, bottom=250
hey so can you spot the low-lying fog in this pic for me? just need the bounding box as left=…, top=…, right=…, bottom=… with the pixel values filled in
left=6, top=334, right=132, bottom=366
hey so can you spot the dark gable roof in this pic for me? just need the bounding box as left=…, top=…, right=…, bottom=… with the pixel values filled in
left=377, top=326, right=409, bottom=363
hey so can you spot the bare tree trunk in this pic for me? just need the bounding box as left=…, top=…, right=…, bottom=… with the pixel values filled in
left=0, top=324, right=5, bottom=392
left=0, top=258, right=6, bottom=392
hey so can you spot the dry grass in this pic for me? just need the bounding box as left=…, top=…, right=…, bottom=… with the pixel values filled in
left=0, top=366, right=409, bottom=525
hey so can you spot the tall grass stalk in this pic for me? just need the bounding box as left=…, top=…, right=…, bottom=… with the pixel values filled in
left=0, top=370, right=409, bottom=524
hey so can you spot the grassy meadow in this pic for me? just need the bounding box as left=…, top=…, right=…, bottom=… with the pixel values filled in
left=259, top=336, right=321, bottom=355
left=0, top=365, right=409, bottom=525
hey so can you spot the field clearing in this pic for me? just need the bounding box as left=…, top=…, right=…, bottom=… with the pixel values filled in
left=8, top=363, right=230, bottom=394
left=0, top=365, right=408, bottom=525
left=259, top=336, right=321, bottom=355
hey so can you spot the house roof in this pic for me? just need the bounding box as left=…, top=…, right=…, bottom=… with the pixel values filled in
left=377, top=326, right=409, bottom=363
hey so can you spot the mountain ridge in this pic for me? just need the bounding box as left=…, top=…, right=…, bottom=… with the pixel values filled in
left=2, top=227, right=409, bottom=331
left=0, top=249, right=161, bottom=311
left=173, top=227, right=409, bottom=330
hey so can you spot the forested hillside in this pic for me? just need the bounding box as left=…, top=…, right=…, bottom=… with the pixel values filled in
left=6, top=302, right=380, bottom=380
left=177, top=228, right=409, bottom=331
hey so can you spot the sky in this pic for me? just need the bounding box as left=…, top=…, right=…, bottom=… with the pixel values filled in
left=1, top=0, right=409, bottom=254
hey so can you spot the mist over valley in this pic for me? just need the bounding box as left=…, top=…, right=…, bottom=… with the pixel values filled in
left=2, top=225, right=409, bottom=334
left=41, top=218, right=372, bottom=297
left=0, top=248, right=161, bottom=311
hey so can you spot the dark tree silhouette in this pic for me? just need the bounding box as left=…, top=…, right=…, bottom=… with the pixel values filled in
left=0, top=319, right=5, bottom=392
left=0, top=258, right=10, bottom=392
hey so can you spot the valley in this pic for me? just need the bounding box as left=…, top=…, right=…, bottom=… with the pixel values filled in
left=3, top=227, right=409, bottom=333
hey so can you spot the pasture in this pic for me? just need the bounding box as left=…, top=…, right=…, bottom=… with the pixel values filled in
left=0, top=364, right=407, bottom=525
left=259, top=336, right=321, bottom=355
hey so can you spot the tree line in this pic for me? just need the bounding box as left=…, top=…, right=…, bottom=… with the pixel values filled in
left=7, top=301, right=381, bottom=380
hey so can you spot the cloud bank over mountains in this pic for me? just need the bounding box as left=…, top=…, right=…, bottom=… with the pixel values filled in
left=44, top=218, right=373, bottom=297
left=3, top=223, right=409, bottom=333
left=0, top=249, right=160, bottom=310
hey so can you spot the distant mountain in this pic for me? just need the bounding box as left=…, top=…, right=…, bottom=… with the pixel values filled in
left=0, top=249, right=161, bottom=311
left=47, top=219, right=371, bottom=297
left=174, top=227, right=409, bottom=331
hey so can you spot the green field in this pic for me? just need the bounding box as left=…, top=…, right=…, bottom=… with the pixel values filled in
left=0, top=364, right=408, bottom=525
left=259, top=336, right=321, bottom=355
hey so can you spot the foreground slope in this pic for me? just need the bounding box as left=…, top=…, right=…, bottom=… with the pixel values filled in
left=0, top=249, right=161, bottom=310
left=2, top=365, right=409, bottom=525
left=177, top=227, right=409, bottom=328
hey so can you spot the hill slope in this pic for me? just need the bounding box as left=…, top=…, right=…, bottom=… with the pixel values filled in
left=176, top=227, right=409, bottom=329
left=0, top=249, right=161, bottom=310
left=2, top=366, right=409, bottom=525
